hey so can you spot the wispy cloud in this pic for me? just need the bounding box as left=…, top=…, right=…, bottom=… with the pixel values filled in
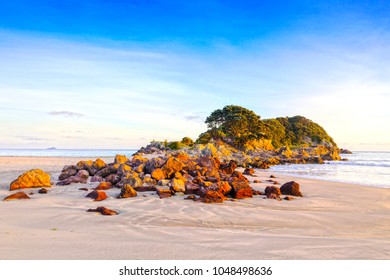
left=49, top=111, right=85, bottom=117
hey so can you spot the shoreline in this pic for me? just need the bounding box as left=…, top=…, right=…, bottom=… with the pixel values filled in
left=1, top=156, right=389, bottom=260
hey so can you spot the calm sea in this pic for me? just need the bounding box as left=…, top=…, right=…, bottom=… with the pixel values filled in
left=0, top=149, right=138, bottom=158
left=269, top=151, right=390, bottom=188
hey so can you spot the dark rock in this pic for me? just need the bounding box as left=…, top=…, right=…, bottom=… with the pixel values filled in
left=243, top=168, right=255, bottom=176
left=59, top=166, right=78, bottom=181
left=90, top=175, right=104, bottom=182
left=56, top=170, right=89, bottom=186
left=95, top=166, right=117, bottom=178
left=105, top=174, right=120, bottom=185
left=264, top=186, right=281, bottom=198
left=144, top=157, right=166, bottom=174
left=252, top=189, right=262, bottom=195
left=284, top=196, right=294, bottom=201
left=38, top=188, right=48, bottom=194
left=184, top=195, right=196, bottom=200
left=79, top=188, right=89, bottom=191
left=219, top=160, right=237, bottom=175
left=270, top=175, right=276, bottom=178
left=87, top=206, right=118, bottom=216
left=280, top=181, right=303, bottom=197
left=185, top=182, right=200, bottom=195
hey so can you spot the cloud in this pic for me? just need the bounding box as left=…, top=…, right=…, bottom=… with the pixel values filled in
left=49, top=111, right=85, bottom=117
left=16, top=136, right=50, bottom=142
left=184, top=115, right=205, bottom=122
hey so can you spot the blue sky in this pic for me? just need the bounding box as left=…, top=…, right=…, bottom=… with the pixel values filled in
left=0, top=0, right=389, bottom=150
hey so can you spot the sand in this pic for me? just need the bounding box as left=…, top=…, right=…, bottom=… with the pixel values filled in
left=0, top=156, right=389, bottom=260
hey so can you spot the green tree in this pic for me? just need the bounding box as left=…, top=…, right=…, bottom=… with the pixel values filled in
left=204, top=105, right=266, bottom=148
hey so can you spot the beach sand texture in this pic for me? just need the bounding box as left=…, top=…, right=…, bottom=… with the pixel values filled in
left=0, top=157, right=389, bottom=260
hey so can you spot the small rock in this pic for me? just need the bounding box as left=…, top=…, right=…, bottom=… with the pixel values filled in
left=270, top=175, right=276, bottom=178
left=87, top=207, right=118, bottom=216
left=284, top=196, right=294, bottom=201
left=79, top=188, right=89, bottom=191
left=184, top=195, right=196, bottom=200
left=253, top=180, right=261, bottom=183
left=95, top=182, right=113, bottom=190
left=86, top=190, right=108, bottom=201
left=243, top=168, right=255, bottom=176
left=38, top=188, right=48, bottom=194
left=4, top=191, right=31, bottom=201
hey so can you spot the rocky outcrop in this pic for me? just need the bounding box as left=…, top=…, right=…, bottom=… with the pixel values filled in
left=10, top=169, right=51, bottom=191
left=87, top=207, right=118, bottom=216
left=280, top=181, right=303, bottom=197
left=4, top=191, right=31, bottom=201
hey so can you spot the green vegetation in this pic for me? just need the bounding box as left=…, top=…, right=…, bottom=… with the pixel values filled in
left=196, top=105, right=337, bottom=149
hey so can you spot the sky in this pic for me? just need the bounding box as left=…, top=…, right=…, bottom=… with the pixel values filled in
left=0, top=0, right=389, bottom=151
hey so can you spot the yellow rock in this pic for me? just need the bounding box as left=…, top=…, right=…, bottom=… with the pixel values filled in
left=10, top=169, right=51, bottom=191
left=114, top=154, right=129, bottom=164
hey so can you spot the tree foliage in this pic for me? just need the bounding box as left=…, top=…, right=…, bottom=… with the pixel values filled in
left=197, top=105, right=337, bottom=149
left=205, top=105, right=266, bottom=147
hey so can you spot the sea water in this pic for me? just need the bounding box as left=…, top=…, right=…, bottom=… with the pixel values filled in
left=268, top=151, right=390, bottom=188
left=0, top=149, right=138, bottom=158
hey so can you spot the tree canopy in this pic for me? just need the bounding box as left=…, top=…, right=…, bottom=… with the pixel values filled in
left=197, top=105, right=337, bottom=149
left=204, top=105, right=267, bottom=147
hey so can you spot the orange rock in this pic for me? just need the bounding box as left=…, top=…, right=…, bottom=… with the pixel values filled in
left=130, top=155, right=148, bottom=166
left=95, top=182, right=112, bottom=190
left=114, top=154, right=129, bottom=164
left=200, top=190, right=226, bottom=203
left=171, top=178, right=185, bottom=193
left=10, top=169, right=51, bottom=191
left=117, top=184, right=137, bottom=199
left=151, top=168, right=165, bottom=181
left=86, top=190, right=108, bottom=201
left=218, top=181, right=232, bottom=196
left=162, top=157, right=184, bottom=178
left=87, top=206, right=118, bottom=216
left=4, top=191, right=31, bottom=201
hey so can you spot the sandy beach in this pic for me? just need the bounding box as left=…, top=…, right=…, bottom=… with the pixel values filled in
left=0, top=156, right=389, bottom=260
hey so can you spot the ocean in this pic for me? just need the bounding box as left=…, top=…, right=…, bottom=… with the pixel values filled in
left=0, top=149, right=389, bottom=188
left=268, top=151, right=390, bottom=188
left=0, top=149, right=138, bottom=158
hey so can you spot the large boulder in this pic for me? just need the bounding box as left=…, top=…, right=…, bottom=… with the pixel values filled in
left=4, top=191, right=31, bottom=201
left=10, top=169, right=51, bottom=191
left=229, top=179, right=252, bottom=199
left=280, top=181, right=303, bottom=197
left=130, top=155, right=148, bottom=167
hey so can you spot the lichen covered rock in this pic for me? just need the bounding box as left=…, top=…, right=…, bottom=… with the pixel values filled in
left=10, top=169, right=51, bottom=191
